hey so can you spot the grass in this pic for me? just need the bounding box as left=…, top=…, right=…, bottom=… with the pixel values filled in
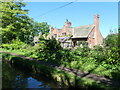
left=1, top=48, right=26, bottom=55
left=0, top=48, right=38, bottom=59
left=61, top=58, right=120, bottom=80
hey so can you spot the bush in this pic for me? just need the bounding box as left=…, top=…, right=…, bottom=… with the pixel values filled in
left=105, top=34, right=118, bottom=48
left=2, top=44, right=11, bottom=50
left=75, top=47, right=90, bottom=57
left=77, top=41, right=88, bottom=48
left=2, top=39, right=27, bottom=50
left=93, top=45, right=103, bottom=51
left=44, top=38, right=62, bottom=52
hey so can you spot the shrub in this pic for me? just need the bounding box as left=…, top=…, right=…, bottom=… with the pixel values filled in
left=2, top=44, right=11, bottom=50
left=2, top=39, right=27, bottom=50
left=75, top=47, right=90, bottom=57
left=93, top=45, right=103, bottom=51
left=104, top=34, right=118, bottom=48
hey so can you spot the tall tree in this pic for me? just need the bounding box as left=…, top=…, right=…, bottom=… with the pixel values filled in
left=118, top=26, right=120, bottom=54
left=1, top=1, right=50, bottom=44
left=105, top=33, right=118, bottom=48
left=1, top=2, right=35, bottom=44
left=33, top=22, right=50, bottom=36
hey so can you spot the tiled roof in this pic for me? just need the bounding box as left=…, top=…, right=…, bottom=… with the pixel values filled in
left=72, top=24, right=95, bottom=38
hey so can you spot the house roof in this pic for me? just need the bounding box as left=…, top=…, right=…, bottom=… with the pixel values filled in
left=72, top=24, right=95, bottom=38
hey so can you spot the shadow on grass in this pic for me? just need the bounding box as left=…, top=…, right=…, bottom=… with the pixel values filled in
left=61, top=57, right=120, bottom=88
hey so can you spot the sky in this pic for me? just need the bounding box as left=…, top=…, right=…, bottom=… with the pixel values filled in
left=24, top=2, right=118, bottom=38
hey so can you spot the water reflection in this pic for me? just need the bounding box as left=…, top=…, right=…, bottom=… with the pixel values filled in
left=2, top=61, right=51, bottom=88
left=27, top=77, right=50, bottom=88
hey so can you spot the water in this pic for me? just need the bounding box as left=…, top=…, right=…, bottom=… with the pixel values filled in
left=2, top=61, right=59, bottom=89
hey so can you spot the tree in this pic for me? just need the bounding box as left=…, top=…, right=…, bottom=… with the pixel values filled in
left=103, top=30, right=119, bottom=64
left=1, top=2, right=25, bottom=43
left=105, top=34, right=118, bottom=48
left=33, top=22, right=50, bottom=36
left=118, top=26, right=120, bottom=54
left=1, top=2, right=39, bottom=44
left=1, top=1, right=50, bottom=44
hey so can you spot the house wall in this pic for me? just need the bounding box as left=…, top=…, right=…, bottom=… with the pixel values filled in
left=50, top=19, right=72, bottom=38
left=51, top=27, right=71, bottom=38
left=87, top=14, right=103, bottom=48
left=87, top=28, right=96, bottom=48
left=51, top=28, right=59, bottom=37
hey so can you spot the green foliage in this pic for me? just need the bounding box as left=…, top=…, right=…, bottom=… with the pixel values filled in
left=104, top=34, right=118, bottom=48
left=2, top=44, right=10, bottom=50
left=103, top=34, right=119, bottom=64
left=93, top=45, right=103, bottom=51
left=77, top=41, right=88, bottom=47
left=2, top=39, right=27, bottom=50
left=105, top=48, right=119, bottom=64
left=1, top=2, right=27, bottom=43
left=1, top=2, right=50, bottom=45
left=34, top=22, right=50, bottom=36
left=44, top=38, right=62, bottom=52
left=3, top=55, right=107, bottom=88
left=118, top=26, right=120, bottom=54
left=1, top=21, right=119, bottom=82
left=75, top=46, right=90, bottom=57
left=1, top=2, right=119, bottom=87
left=35, top=38, right=63, bottom=63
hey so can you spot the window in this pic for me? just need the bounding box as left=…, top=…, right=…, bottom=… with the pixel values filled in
left=89, top=35, right=90, bottom=38
left=54, top=34, right=57, bottom=38
left=58, top=29, right=61, bottom=33
left=62, top=33, right=66, bottom=36
left=92, top=32, right=95, bottom=38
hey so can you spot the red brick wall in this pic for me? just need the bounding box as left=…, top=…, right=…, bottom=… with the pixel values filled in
left=87, top=14, right=103, bottom=48
left=51, top=19, right=72, bottom=37
left=87, top=27, right=95, bottom=48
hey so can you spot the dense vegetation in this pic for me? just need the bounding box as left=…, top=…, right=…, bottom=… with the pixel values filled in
left=1, top=1, right=49, bottom=44
left=1, top=1, right=120, bottom=88
left=2, top=33, right=120, bottom=80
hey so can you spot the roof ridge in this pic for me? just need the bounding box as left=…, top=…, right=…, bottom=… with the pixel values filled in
left=87, top=25, right=95, bottom=37
left=74, top=24, right=94, bottom=28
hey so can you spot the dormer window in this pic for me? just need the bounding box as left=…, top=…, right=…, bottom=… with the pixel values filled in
left=62, top=33, right=66, bottom=36
left=54, top=34, right=57, bottom=38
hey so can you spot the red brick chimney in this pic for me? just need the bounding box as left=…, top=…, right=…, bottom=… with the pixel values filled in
left=94, top=14, right=99, bottom=31
left=94, top=14, right=100, bottom=45
left=64, top=19, right=71, bottom=27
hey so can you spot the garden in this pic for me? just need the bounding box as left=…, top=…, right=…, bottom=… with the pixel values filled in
left=1, top=1, right=120, bottom=88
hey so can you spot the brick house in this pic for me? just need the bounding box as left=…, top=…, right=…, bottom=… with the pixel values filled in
left=48, top=14, right=103, bottom=48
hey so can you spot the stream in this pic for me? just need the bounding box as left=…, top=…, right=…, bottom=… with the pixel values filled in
left=2, top=61, right=61, bottom=88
